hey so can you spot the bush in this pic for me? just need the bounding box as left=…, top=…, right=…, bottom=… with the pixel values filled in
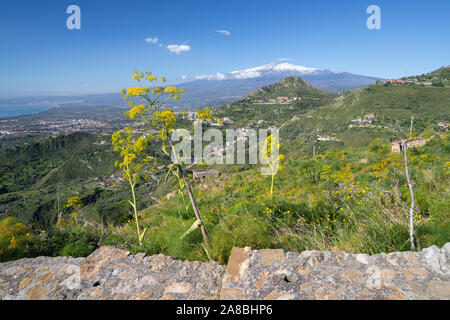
left=0, top=217, right=32, bottom=262
left=59, top=238, right=95, bottom=257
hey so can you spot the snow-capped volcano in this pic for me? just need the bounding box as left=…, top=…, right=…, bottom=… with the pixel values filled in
left=170, top=60, right=384, bottom=108
left=244, top=61, right=318, bottom=73
left=195, top=61, right=322, bottom=80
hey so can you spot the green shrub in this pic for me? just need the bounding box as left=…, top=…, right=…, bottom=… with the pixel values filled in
left=0, top=217, right=32, bottom=262
left=59, top=238, right=95, bottom=257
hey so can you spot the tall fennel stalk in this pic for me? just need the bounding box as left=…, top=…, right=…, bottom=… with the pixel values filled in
left=261, top=134, right=284, bottom=204
left=115, top=70, right=212, bottom=256
left=125, top=164, right=146, bottom=245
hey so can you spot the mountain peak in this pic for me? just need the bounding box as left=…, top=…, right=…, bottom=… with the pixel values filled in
left=195, top=60, right=320, bottom=81
left=239, top=61, right=318, bottom=74
left=246, top=76, right=328, bottom=99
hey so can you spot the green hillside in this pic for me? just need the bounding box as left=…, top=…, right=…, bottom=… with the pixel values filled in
left=215, top=69, right=449, bottom=156
left=89, top=132, right=450, bottom=262
left=407, top=65, right=450, bottom=87
left=0, top=133, right=167, bottom=229
left=280, top=82, right=450, bottom=152
left=247, top=76, right=329, bottom=99
left=214, top=77, right=333, bottom=128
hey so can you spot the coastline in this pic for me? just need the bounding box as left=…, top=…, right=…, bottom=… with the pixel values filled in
left=0, top=104, right=56, bottom=119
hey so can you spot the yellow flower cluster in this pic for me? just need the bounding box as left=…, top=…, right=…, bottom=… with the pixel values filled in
left=128, top=104, right=147, bottom=120
left=126, top=87, right=146, bottom=96
left=164, top=86, right=179, bottom=94
left=152, top=86, right=165, bottom=95
left=263, top=207, right=273, bottom=214
left=418, top=153, right=440, bottom=164
left=261, top=135, right=284, bottom=171
left=55, top=216, right=76, bottom=230
left=132, top=73, right=144, bottom=80
left=123, top=153, right=136, bottom=166
left=64, top=196, right=83, bottom=209
left=159, top=109, right=176, bottom=127
left=445, top=161, right=450, bottom=175
left=135, top=136, right=147, bottom=152
left=196, top=107, right=217, bottom=123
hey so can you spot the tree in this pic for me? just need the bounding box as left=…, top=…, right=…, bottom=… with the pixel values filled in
left=396, top=120, right=416, bottom=251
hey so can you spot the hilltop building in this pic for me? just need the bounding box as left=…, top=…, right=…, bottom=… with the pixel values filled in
left=385, top=79, right=405, bottom=84
left=192, top=169, right=220, bottom=179
left=391, top=138, right=428, bottom=153
left=437, top=122, right=450, bottom=130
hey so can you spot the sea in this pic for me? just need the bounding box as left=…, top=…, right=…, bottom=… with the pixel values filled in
left=0, top=104, right=54, bottom=119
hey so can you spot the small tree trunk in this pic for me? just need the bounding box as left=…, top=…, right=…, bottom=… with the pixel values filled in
left=396, top=121, right=415, bottom=251
left=409, top=116, right=414, bottom=138
left=168, top=136, right=210, bottom=255
left=56, top=187, right=61, bottom=223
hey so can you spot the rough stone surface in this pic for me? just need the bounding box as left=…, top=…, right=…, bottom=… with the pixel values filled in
left=0, top=244, right=449, bottom=300
left=0, top=247, right=223, bottom=300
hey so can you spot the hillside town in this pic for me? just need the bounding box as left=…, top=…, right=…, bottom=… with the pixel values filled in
left=0, top=118, right=109, bottom=139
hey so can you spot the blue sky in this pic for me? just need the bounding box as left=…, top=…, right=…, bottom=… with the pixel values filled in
left=0, top=0, right=449, bottom=97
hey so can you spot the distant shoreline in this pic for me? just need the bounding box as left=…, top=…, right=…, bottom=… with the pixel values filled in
left=0, top=104, right=56, bottom=119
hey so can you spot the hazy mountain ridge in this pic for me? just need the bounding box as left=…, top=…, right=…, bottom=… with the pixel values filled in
left=176, top=61, right=383, bottom=108
left=0, top=61, right=384, bottom=111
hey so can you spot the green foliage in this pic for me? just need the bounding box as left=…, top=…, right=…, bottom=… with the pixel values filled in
left=59, top=238, right=95, bottom=257
left=217, top=76, right=449, bottom=155
left=0, top=221, right=105, bottom=261
left=0, top=217, right=32, bottom=261
left=28, top=226, right=105, bottom=258
left=0, top=132, right=122, bottom=226
left=1, top=69, right=449, bottom=264
left=108, top=133, right=449, bottom=263
left=247, top=77, right=330, bottom=99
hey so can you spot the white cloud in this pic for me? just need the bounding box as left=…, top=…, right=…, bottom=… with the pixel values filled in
left=167, top=44, right=191, bottom=54
left=195, top=73, right=226, bottom=80
left=216, top=29, right=230, bottom=36
left=276, top=57, right=292, bottom=62
left=145, top=37, right=158, bottom=44
left=181, top=75, right=187, bottom=80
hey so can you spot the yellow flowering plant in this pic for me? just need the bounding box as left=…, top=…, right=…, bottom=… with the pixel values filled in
left=64, top=196, right=83, bottom=210
left=114, top=70, right=212, bottom=253
left=55, top=196, right=84, bottom=230
left=112, top=126, right=155, bottom=245
left=195, top=107, right=223, bottom=126
left=261, top=134, right=285, bottom=203
left=0, top=217, right=32, bottom=260
left=112, top=70, right=189, bottom=245
left=114, top=71, right=213, bottom=258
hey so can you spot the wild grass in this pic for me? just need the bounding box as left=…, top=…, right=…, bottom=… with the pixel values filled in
left=2, top=133, right=448, bottom=263
left=102, top=133, right=449, bottom=263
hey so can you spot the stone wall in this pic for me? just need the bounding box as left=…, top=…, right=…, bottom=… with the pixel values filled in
left=0, top=244, right=449, bottom=300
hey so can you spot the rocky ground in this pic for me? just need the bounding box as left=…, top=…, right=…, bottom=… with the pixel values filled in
left=0, top=244, right=449, bottom=300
